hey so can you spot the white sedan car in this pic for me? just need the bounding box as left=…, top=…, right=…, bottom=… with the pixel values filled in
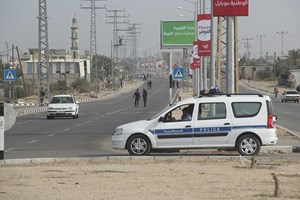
left=47, top=94, right=79, bottom=119
left=281, top=90, right=300, bottom=103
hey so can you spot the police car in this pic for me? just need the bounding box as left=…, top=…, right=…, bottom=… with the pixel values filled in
left=112, top=93, right=278, bottom=156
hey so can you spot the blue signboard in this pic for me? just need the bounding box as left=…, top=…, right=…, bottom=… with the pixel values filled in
left=4, top=69, right=17, bottom=81
left=173, top=67, right=184, bottom=80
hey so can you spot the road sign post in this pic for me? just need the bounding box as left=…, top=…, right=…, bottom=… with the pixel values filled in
left=0, top=103, right=4, bottom=160
left=4, top=69, right=17, bottom=81
left=173, top=68, right=185, bottom=80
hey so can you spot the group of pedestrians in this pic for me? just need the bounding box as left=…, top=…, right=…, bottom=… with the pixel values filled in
left=132, top=88, right=148, bottom=107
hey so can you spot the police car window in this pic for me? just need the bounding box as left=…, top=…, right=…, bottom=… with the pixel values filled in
left=232, top=102, right=261, bottom=118
left=198, top=103, right=226, bottom=120
left=164, top=104, right=194, bottom=122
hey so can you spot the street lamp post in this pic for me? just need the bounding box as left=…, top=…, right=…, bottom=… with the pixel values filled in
left=177, top=1, right=199, bottom=95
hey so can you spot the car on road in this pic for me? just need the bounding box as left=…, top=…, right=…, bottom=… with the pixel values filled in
left=112, top=93, right=278, bottom=156
left=47, top=94, right=79, bottom=119
left=281, top=90, right=300, bottom=103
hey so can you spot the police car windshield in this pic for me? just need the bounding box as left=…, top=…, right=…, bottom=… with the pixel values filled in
left=149, top=104, right=174, bottom=120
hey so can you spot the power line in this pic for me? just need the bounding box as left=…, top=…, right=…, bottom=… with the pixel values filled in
left=277, top=31, right=288, bottom=56
left=106, top=9, right=129, bottom=79
left=81, top=0, right=106, bottom=81
left=256, top=34, right=266, bottom=58
left=242, top=38, right=254, bottom=59
left=38, top=0, right=50, bottom=106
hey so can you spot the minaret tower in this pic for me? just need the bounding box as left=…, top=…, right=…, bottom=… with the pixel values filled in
left=71, top=15, right=79, bottom=59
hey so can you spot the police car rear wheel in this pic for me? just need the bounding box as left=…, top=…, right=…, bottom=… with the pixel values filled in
left=237, top=134, right=261, bottom=156
left=127, top=135, right=151, bottom=156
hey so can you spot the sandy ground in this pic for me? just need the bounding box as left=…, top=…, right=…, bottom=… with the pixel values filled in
left=0, top=157, right=300, bottom=200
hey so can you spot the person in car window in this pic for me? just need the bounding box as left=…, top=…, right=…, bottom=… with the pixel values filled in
left=181, top=107, right=192, bottom=121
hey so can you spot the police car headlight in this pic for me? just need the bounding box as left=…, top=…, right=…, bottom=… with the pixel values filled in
left=113, top=128, right=123, bottom=135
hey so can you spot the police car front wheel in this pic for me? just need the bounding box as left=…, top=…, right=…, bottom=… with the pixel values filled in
left=127, top=134, right=151, bottom=156
left=237, top=134, right=261, bottom=156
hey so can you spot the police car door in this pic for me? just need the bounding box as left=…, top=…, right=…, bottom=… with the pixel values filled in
left=193, top=100, right=232, bottom=145
left=154, top=104, right=194, bottom=148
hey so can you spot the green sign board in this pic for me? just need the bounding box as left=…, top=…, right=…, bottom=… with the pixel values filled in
left=160, top=21, right=195, bottom=49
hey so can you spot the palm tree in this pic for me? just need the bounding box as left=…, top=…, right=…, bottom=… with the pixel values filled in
left=287, top=49, right=300, bottom=68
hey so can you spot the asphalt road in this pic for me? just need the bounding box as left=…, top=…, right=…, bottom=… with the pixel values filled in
left=239, top=84, right=300, bottom=134
left=5, top=78, right=171, bottom=159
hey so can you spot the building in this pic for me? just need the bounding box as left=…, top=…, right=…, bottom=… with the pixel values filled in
left=23, top=15, right=90, bottom=91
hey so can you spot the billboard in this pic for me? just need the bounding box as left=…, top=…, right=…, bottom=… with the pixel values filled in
left=190, top=41, right=200, bottom=69
left=213, top=0, right=249, bottom=16
left=197, top=14, right=211, bottom=57
left=160, top=21, right=195, bottom=49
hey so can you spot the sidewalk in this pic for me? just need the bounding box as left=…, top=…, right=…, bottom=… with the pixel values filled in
left=240, top=79, right=287, bottom=96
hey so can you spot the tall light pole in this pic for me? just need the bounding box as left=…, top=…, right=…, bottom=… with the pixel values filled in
left=256, top=34, right=266, bottom=58
left=177, top=1, right=199, bottom=95
left=277, top=31, right=288, bottom=57
left=210, top=0, right=215, bottom=88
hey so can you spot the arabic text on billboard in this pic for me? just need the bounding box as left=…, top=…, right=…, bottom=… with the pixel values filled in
left=197, top=14, right=211, bottom=57
left=213, top=0, right=248, bottom=16
left=161, top=21, right=195, bottom=48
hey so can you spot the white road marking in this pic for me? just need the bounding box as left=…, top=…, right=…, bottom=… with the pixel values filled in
left=107, top=109, right=123, bottom=115
left=86, top=121, right=91, bottom=123
left=28, top=140, right=37, bottom=144
left=48, top=134, right=55, bottom=137
left=94, top=118, right=99, bottom=120
left=4, top=148, right=14, bottom=152
left=77, top=124, right=81, bottom=127
left=65, top=128, right=70, bottom=131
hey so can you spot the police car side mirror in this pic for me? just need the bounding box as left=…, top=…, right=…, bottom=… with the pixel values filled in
left=158, top=116, right=164, bottom=122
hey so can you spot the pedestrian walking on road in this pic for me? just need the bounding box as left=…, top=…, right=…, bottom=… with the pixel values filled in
left=142, top=88, right=148, bottom=107
left=132, top=89, right=140, bottom=107
left=274, top=86, right=279, bottom=98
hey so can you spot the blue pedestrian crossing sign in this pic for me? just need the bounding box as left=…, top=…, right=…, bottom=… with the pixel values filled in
left=4, top=69, right=17, bottom=81
left=173, top=68, right=184, bottom=80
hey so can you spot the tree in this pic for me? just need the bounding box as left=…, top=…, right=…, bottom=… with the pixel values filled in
left=287, top=49, right=300, bottom=68
left=71, top=78, right=89, bottom=93
left=91, top=55, right=112, bottom=82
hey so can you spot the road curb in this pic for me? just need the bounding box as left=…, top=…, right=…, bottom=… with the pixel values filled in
left=260, top=146, right=293, bottom=154
left=1, top=148, right=297, bottom=166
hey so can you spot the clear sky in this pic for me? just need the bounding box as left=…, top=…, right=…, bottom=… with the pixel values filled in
left=0, top=0, right=300, bottom=58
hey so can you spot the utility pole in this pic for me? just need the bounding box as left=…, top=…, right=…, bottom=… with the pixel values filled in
left=38, top=0, right=50, bottom=106
left=16, top=47, right=28, bottom=97
left=242, top=37, right=254, bottom=59
left=256, top=34, right=266, bottom=58
left=201, top=0, right=208, bottom=91
left=30, top=51, right=35, bottom=95
left=81, top=0, right=105, bottom=82
left=11, top=45, right=15, bottom=102
left=127, top=23, right=141, bottom=77
left=277, top=31, right=288, bottom=56
left=106, top=9, right=129, bottom=89
left=210, top=0, right=216, bottom=89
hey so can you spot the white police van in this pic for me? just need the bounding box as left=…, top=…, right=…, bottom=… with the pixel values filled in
left=112, top=93, right=278, bottom=156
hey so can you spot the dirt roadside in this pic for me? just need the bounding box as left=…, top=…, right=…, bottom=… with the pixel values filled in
left=1, top=157, right=300, bottom=200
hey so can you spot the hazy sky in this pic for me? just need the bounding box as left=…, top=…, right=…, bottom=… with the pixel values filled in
left=1, top=0, right=300, bottom=58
